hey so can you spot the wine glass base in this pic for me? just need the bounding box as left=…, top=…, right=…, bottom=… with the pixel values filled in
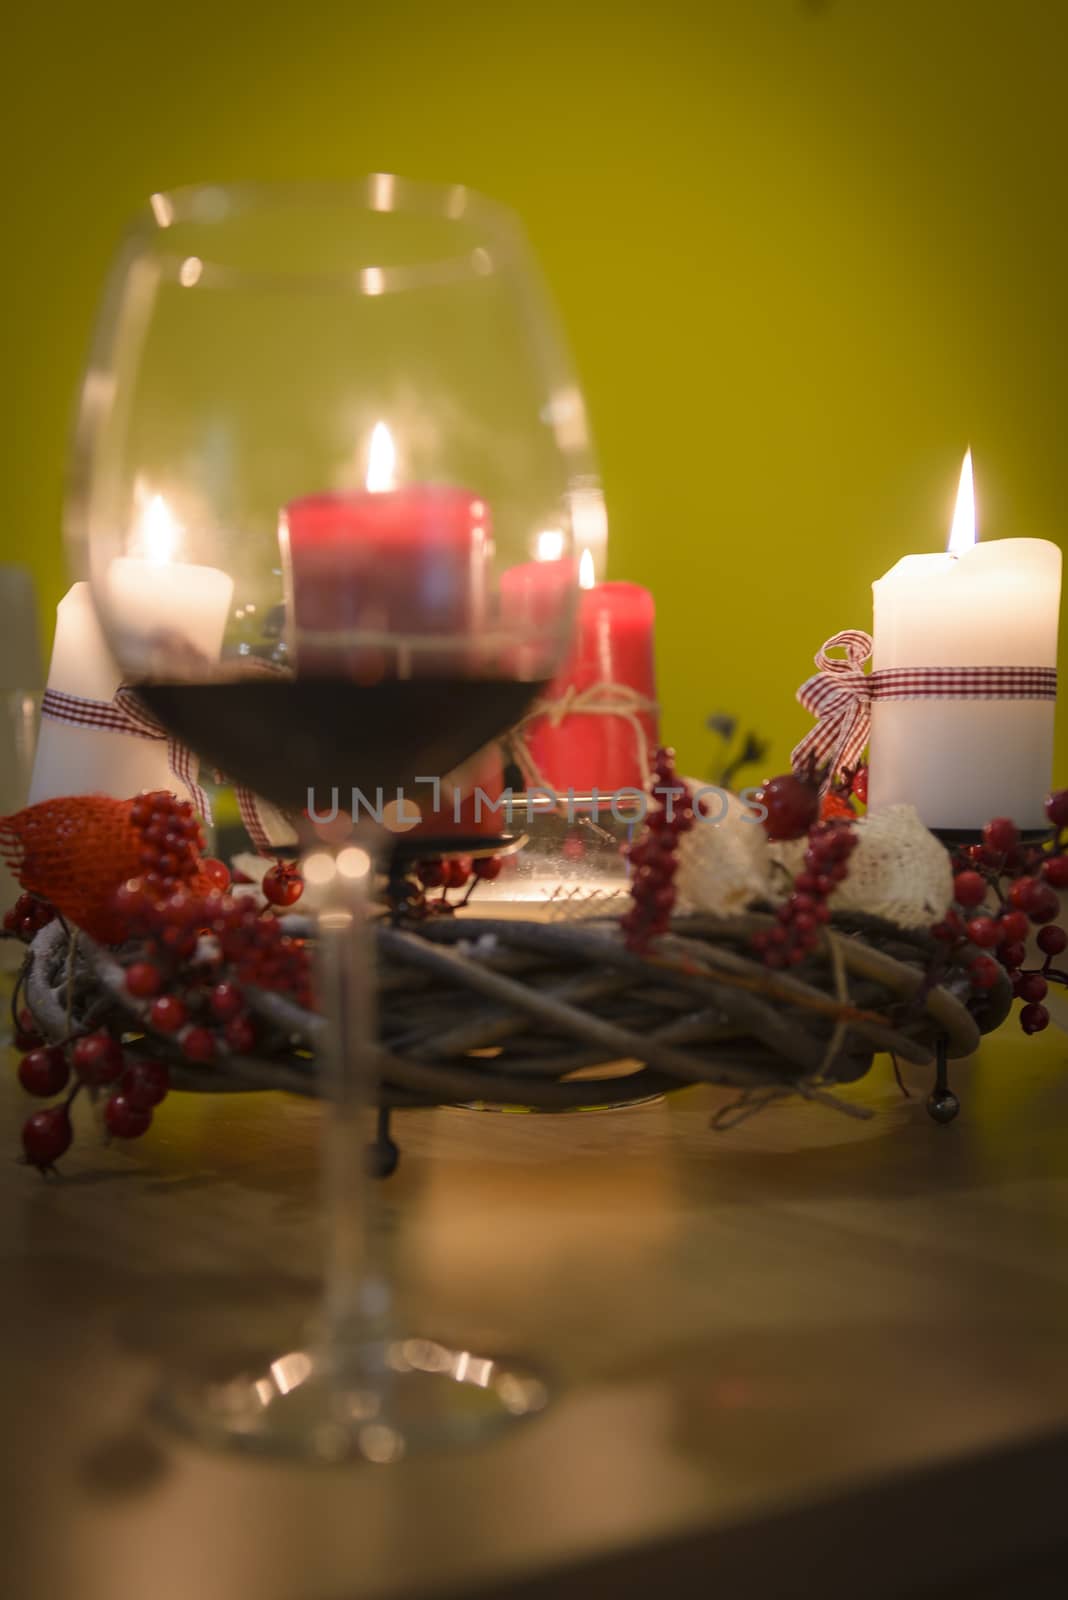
left=153, top=1337, right=550, bottom=1464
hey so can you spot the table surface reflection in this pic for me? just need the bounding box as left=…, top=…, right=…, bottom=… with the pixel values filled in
left=5, top=1017, right=1068, bottom=1600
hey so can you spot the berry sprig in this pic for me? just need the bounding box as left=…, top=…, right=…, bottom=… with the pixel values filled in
left=390, top=855, right=504, bottom=922
left=620, top=748, right=695, bottom=954
left=129, top=791, right=207, bottom=896
left=2, top=891, right=56, bottom=942
left=17, top=1026, right=171, bottom=1172
left=930, top=794, right=1068, bottom=1034
left=14, top=860, right=310, bottom=1170
left=752, top=817, right=857, bottom=968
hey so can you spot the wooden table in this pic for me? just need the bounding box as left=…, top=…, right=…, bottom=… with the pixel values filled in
left=5, top=1020, right=1068, bottom=1600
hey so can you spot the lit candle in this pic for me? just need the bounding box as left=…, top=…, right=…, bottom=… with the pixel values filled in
left=107, top=494, right=235, bottom=673
left=30, top=496, right=233, bottom=804
left=504, top=548, right=658, bottom=795
left=282, top=421, right=491, bottom=677
left=868, top=451, right=1061, bottom=830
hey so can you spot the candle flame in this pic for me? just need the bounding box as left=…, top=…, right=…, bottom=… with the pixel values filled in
left=947, top=448, right=976, bottom=555
left=534, top=529, right=565, bottom=562
left=578, top=548, right=595, bottom=590
left=141, top=494, right=180, bottom=565
left=366, top=422, right=396, bottom=493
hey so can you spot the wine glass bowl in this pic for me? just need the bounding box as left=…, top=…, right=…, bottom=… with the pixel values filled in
left=71, top=179, right=594, bottom=722
left=68, top=177, right=602, bottom=1458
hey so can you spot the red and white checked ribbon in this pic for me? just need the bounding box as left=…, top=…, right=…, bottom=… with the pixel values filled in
left=792, top=630, right=1058, bottom=787
left=40, top=686, right=274, bottom=853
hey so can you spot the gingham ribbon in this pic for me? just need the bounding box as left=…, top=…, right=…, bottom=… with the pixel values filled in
left=792, top=630, right=1058, bottom=786
left=41, top=685, right=275, bottom=852
left=42, top=685, right=213, bottom=820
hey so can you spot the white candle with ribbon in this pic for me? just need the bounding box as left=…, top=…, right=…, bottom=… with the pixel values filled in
left=29, top=583, right=176, bottom=805
left=793, top=453, right=1061, bottom=832
left=868, top=453, right=1060, bottom=830
left=29, top=496, right=233, bottom=806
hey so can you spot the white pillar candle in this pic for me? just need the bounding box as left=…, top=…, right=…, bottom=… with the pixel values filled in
left=30, top=498, right=234, bottom=805
left=29, top=584, right=178, bottom=804
left=103, top=493, right=235, bottom=681
left=868, top=454, right=1061, bottom=831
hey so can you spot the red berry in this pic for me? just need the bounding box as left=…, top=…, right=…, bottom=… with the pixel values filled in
left=982, top=817, right=1020, bottom=855
left=953, top=871, right=986, bottom=908
left=18, top=1046, right=69, bottom=1097
left=851, top=766, right=868, bottom=804
left=1017, top=973, right=1049, bottom=1003
left=1037, top=925, right=1068, bottom=956
left=14, top=1008, right=44, bottom=1051
left=72, top=1031, right=125, bottom=1085
left=445, top=858, right=471, bottom=889
left=999, top=941, right=1027, bottom=970
left=1008, top=877, right=1042, bottom=913
left=125, top=961, right=163, bottom=999
left=22, top=1105, right=72, bottom=1168
left=209, top=981, right=244, bottom=1021
left=1042, top=856, right=1068, bottom=888
left=965, top=916, right=999, bottom=949
left=417, top=860, right=445, bottom=889
left=820, top=792, right=855, bottom=822
left=202, top=857, right=231, bottom=891
left=263, top=863, right=304, bottom=907
left=113, top=878, right=156, bottom=929
left=998, top=911, right=1030, bottom=945
left=1020, top=1002, right=1051, bottom=1035
left=223, top=1014, right=256, bottom=1054
left=104, top=1093, right=152, bottom=1139
left=149, top=995, right=187, bottom=1033
left=1028, top=887, right=1060, bottom=925
left=121, top=1060, right=170, bottom=1109
left=969, top=956, right=1001, bottom=991
left=1045, top=790, right=1068, bottom=829
left=181, top=1026, right=216, bottom=1063
left=472, top=856, right=503, bottom=881
left=758, top=774, right=820, bottom=841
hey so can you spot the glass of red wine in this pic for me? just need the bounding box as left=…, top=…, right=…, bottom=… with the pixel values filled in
left=69, top=178, right=601, bottom=1459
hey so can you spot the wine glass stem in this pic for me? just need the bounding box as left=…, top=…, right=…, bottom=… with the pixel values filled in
left=312, top=834, right=391, bottom=1361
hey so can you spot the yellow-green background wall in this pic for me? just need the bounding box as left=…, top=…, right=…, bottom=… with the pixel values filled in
left=6, top=0, right=1068, bottom=784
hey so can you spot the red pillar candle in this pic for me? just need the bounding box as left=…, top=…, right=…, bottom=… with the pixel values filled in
left=505, top=570, right=658, bottom=795
left=282, top=465, right=491, bottom=678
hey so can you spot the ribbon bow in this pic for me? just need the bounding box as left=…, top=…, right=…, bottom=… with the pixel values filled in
left=791, top=630, right=874, bottom=789
left=111, top=686, right=214, bottom=822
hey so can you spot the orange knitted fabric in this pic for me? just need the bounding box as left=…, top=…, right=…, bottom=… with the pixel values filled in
left=0, top=796, right=213, bottom=944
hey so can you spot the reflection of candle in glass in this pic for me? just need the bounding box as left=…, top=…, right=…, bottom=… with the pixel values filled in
left=869, top=451, right=1061, bottom=830
left=108, top=493, right=235, bottom=668
left=282, top=421, right=491, bottom=677
left=32, top=496, right=233, bottom=803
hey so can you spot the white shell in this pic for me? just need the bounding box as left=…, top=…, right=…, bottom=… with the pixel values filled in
left=674, top=785, right=771, bottom=916
left=769, top=803, right=953, bottom=930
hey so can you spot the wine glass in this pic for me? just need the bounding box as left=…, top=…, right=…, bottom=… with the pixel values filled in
left=67, top=178, right=603, bottom=1459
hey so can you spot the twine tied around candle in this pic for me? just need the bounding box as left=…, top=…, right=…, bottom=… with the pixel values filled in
left=792, top=629, right=1058, bottom=789
left=40, top=686, right=274, bottom=852
left=507, top=681, right=660, bottom=798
